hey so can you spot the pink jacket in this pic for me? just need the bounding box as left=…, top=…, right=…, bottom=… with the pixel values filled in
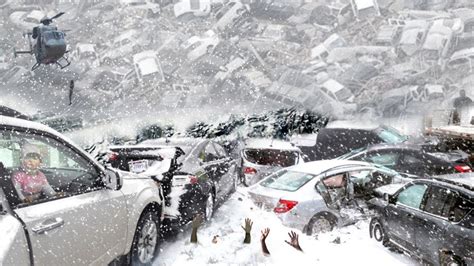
left=12, top=170, right=56, bottom=201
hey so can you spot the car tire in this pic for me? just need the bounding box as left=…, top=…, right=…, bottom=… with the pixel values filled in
left=203, top=192, right=215, bottom=222
left=306, top=214, right=334, bottom=236
left=440, top=252, right=464, bottom=266
left=130, top=208, right=160, bottom=266
left=369, top=218, right=389, bottom=246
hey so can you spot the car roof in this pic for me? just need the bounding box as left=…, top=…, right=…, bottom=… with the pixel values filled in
left=244, top=138, right=300, bottom=151
left=288, top=159, right=373, bottom=175
left=431, top=172, right=474, bottom=191
left=140, top=137, right=206, bottom=147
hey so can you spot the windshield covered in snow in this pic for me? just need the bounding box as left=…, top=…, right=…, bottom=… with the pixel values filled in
left=243, top=149, right=299, bottom=167
left=260, top=170, right=315, bottom=191
left=376, top=127, right=407, bottom=144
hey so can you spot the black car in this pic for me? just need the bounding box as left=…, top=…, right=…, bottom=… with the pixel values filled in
left=369, top=176, right=473, bottom=265
left=338, top=144, right=472, bottom=177
left=106, top=138, right=238, bottom=232
left=291, top=125, right=413, bottom=161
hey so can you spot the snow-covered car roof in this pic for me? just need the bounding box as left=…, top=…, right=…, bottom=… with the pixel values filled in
left=354, top=0, right=375, bottom=10
left=287, top=159, right=373, bottom=176
left=450, top=47, right=474, bottom=60
left=244, top=138, right=301, bottom=151
left=133, top=51, right=160, bottom=75
left=26, top=10, right=45, bottom=22
left=76, top=43, right=96, bottom=53
left=108, top=145, right=179, bottom=159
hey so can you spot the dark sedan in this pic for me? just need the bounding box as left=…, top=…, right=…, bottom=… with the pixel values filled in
left=338, top=144, right=472, bottom=177
left=369, top=176, right=473, bottom=265
left=106, top=138, right=238, bottom=232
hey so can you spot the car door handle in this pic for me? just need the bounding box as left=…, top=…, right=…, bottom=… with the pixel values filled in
left=32, top=217, right=65, bottom=235
left=406, top=213, right=414, bottom=218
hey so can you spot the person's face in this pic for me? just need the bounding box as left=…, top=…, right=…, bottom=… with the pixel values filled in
left=22, top=154, right=41, bottom=170
left=460, top=90, right=466, bottom=97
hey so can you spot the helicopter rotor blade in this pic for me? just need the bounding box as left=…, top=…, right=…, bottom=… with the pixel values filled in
left=50, top=12, right=65, bottom=20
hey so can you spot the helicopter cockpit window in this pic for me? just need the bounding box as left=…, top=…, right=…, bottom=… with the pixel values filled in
left=44, top=31, right=64, bottom=41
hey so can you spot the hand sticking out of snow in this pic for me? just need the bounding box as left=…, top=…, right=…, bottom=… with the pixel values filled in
left=285, top=231, right=303, bottom=252
left=261, top=228, right=270, bottom=256
left=242, top=218, right=253, bottom=244
left=190, top=214, right=203, bottom=244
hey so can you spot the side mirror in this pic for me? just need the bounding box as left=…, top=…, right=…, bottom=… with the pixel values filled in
left=104, top=167, right=122, bottom=191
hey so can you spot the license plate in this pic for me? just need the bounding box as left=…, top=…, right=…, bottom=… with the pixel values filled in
left=129, top=160, right=148, bottom=173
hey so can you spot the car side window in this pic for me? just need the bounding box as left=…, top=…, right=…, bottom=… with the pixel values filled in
left=423, top=185, right=455, bottom=218
left=449, top=195, right=473, bottom=223
left=0, top=130, right=100, bottom=207
left=212, top=142, right=228, bottom=158
left=366, top=152, right=399, bottom=166
left=200, top=142, right=219, bottom=162
left=396, top=183, right=428, bottom=209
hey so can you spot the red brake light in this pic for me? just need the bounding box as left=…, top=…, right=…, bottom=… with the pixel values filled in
left=244, top=167, right=257, bottom=175
left=454, top=165, right=472, bottom=173
left=274, top=199, right=298, bottom=213
left=189, top=175, right=198, bottom=184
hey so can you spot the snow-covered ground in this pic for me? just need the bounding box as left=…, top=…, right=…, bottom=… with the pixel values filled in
left=155, top=187, right=417, bottom=266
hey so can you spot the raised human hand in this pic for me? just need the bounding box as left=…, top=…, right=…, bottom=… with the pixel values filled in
left=285, top=231, right=303, bottom=251
left=260, top=228, right=270, bottom=241
left=242, top=218, right=253, bottom=244
left=241, top=218, right=253, bottom=233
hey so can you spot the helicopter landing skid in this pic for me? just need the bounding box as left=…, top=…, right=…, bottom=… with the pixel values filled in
left=56, top=56, right=71, bottom=69
left=31, top=62, right=40, bottom=71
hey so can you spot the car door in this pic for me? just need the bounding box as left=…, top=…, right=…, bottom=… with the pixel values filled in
left=385, top=182, right=429, bottom=250
left=414, top=185, right=458, bottom=263
left=1, top=129, right=128, bottom=265
left=200, top=141, right=227, bottom=201
left=212, top=142, right=235, bottom=195
left=398, top=151, right=426, bottom=176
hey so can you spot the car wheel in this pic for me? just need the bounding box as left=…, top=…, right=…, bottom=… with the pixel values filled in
left=440, top=252, right=463, bottom=266
left=369, top=218, right=389, bottom=246
left=307, top=215, right=334, bottom=236
left=130, top=209, right=160, bottom=266
left=203, top=192, right=215, bottom=222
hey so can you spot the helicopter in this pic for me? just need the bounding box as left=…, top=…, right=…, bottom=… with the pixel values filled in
left=13, top=12, right=71, bottom=71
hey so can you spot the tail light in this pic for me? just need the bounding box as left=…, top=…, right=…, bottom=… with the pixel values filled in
left=244, top=166, right=257, bottom=175
left=454, top=165, right=472, bottom=173
left=274, top=199, right=298, bottom=213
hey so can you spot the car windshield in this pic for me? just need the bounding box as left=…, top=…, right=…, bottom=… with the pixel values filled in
left=260, top=170, right=315, bottom=192
left=376, top=127, right=407, bottom=144
left=244, top=148, right=299, bottom=167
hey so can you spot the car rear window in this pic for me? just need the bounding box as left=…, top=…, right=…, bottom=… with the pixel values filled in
left=243, top=149, right=299, bottom=167
left=260, top=170, right=315, bottom=192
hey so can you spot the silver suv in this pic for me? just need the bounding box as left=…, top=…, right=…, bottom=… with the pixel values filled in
left=0, top=115, right=164, bottom=265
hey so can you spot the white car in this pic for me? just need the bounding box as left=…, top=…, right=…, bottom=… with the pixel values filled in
left=101, top=29, right=142, bottom=65
left=181, top=30, right=220, bottom=61
left=133, top=50, right=165, bottom=86
left=120, top=0, right=161, bottom=16
left=0, top=114, right=164, bottom=265
left=173, top=0, right=212, bottom=18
